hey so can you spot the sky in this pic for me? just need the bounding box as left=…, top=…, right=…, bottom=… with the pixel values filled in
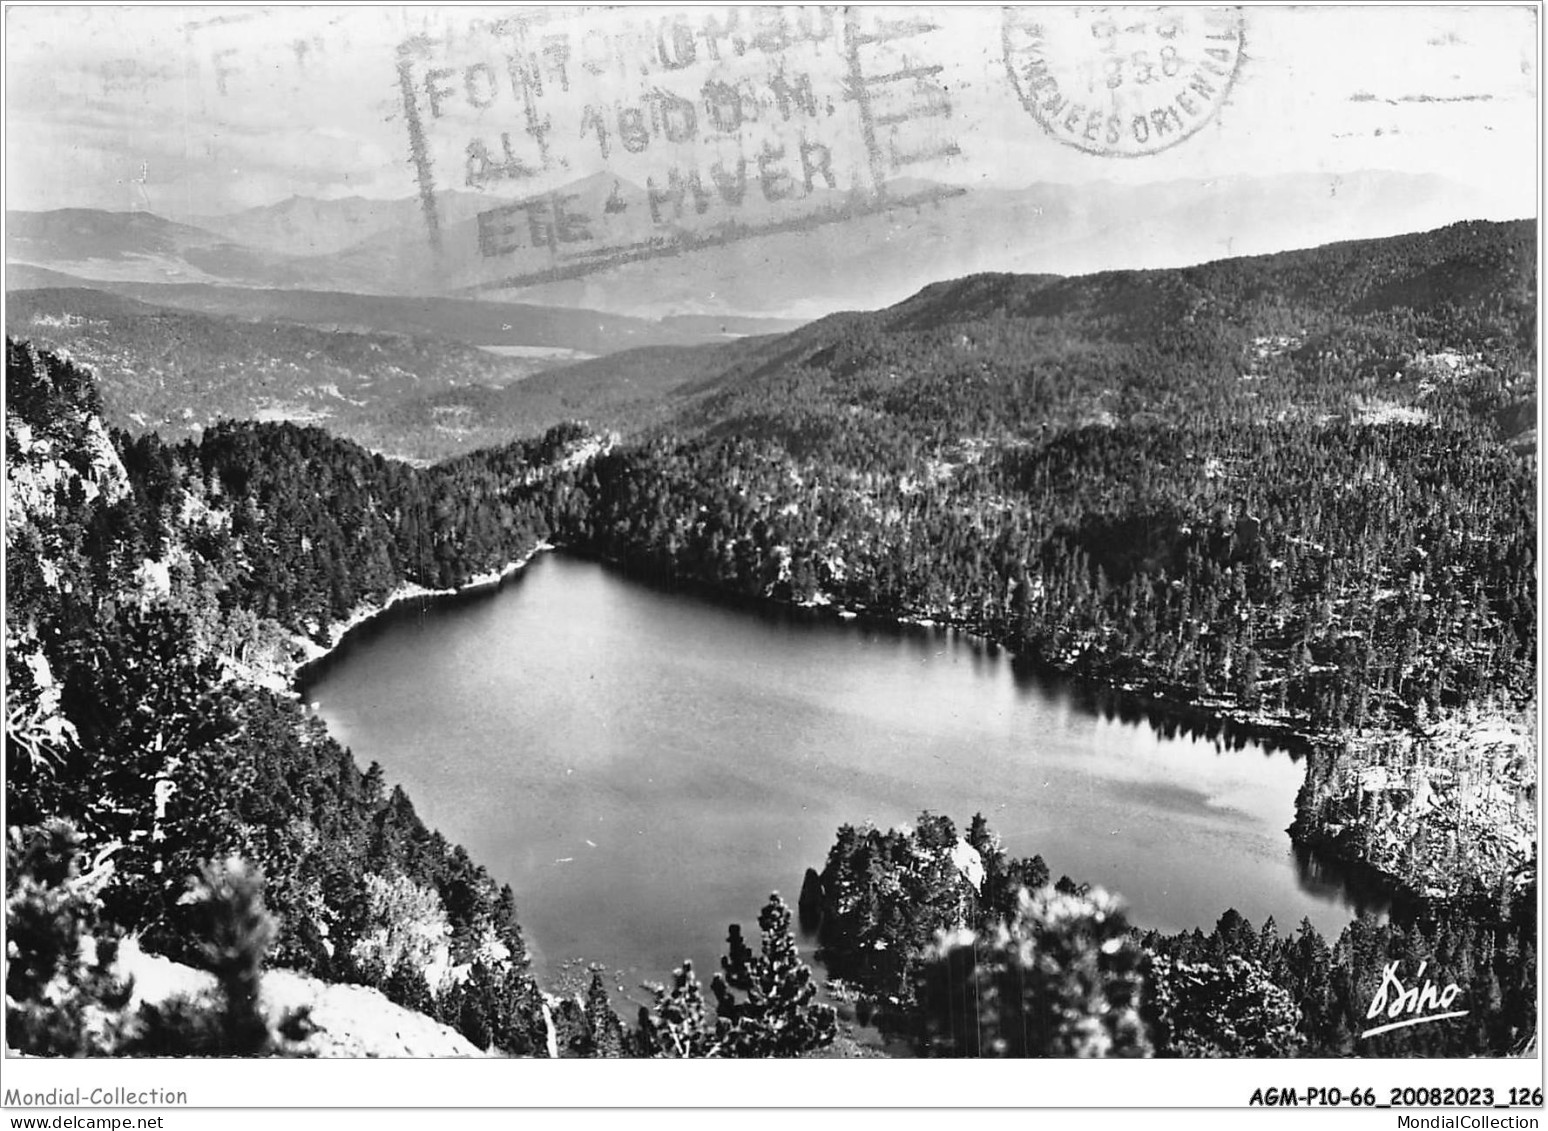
left=4, top=4, right=1539, bottom=218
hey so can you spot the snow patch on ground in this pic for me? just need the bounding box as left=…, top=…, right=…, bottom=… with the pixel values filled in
left=112, top=939, right=487, bottom=1058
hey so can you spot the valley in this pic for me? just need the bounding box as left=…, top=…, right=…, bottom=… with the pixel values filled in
left=3, top=284, right=799, bottom=461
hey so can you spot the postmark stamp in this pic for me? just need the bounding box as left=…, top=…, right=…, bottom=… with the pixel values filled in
left=1002, top=6, right=1245, bottom=158
left=391, top=7, right=969, bottom=293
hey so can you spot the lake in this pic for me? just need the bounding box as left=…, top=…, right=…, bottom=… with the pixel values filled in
left=302, top=552, right=1372, bottom=994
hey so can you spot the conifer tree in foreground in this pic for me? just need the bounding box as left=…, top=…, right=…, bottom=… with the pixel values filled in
left=634, top=960, right=717, bottom=1057
left=711, top=893, right=837, bottom=1057
left=6, top=824, right=310, bottom=1056
left=584, top=966, right=627, bottom=1058
left=634, top=893, right=836, bottom=1058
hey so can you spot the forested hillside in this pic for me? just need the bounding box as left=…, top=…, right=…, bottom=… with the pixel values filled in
left=558, top=220, right=1537, bottom=900
left=6, top=219, right=1537, bottom=1057
left=346, top=336, right=784, bottom=463
left=671, top=219, right=1534, bottom=444
left=5, top=343, right=563, bottom=1054
left=804, top=811, right=1535, bottom=1057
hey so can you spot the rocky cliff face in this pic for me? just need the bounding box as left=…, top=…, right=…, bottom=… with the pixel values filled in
left=1293, top=709, right=1537, bottom=900
left=5, top=343, right=132, bottom=745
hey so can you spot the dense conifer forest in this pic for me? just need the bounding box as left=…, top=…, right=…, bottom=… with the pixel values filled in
left=6, top=219, right=1537, bottom=1056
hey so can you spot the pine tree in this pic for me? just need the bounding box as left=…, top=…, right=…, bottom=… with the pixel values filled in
left=634, top=960, right=718, bottom=1058
left=710, top=893, right=837, bottom=1057
left=130, top=858, right=317, bottom=1057
left=7, top=825, right=310, bottom=1058
left=384, top=954, right=435, bottom=1016
left=583, top=966, right=627, bottom=1058
left=4, top=821, right=134, bottom=1056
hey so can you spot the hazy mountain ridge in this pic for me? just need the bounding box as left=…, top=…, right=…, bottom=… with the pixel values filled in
left=6, top=208, right=344, bottom=290
left=3, top=266, right=804, bottom=351
left=180, top=190, right=491, bottom=258
left=8, top=219, right=1532, bottom=462
left=8, top=171, right=1519, bottom=321
left=493, top=170, right=1522, bottom=319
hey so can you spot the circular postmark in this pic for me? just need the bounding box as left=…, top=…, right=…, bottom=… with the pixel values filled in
left=1003, top=6, right=1245, bottom=158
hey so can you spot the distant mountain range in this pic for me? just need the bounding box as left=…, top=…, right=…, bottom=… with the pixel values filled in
left=7, top=218, right=1534, bottom=462
left=3, top=265, right=802, bottom=351
left=347, top=217, right=1541, bottom=460
left=179, top=190, right=492, bottom=258
left=498, top=170, right=1521, bottom=319
left=8, top=171, right=1525, bottom=321
left=653, top=216, right=1537, bottom=446
left=6, top=208, right=342, bottom=290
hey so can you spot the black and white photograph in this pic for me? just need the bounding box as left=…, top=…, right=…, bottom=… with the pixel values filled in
left=1, top=0, right=1541, bottom=1113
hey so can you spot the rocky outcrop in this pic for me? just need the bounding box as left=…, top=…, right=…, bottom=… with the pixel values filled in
left=798, top=868, right=824, bottom=931
left=1291, top=710, right=1536, bottom=900
left=950, top=838, right=985, bottom=890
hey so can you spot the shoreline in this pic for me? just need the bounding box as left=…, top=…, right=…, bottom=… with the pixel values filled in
left=572, top=545, right=1323, bottom=756
left=288, top=540, right=555, bottom=691
left=286, top=540, right=1525, bottom=913
left=524, top=547, right=1492, bottom=912
left=284, top=543, right=1382, bottom=974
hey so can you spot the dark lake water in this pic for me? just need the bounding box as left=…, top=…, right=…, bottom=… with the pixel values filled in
left=302, top=553, right=1371, bottom=993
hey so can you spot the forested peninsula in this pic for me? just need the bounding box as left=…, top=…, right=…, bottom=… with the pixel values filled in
left=6, top=220, right=1537, bottom=1057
